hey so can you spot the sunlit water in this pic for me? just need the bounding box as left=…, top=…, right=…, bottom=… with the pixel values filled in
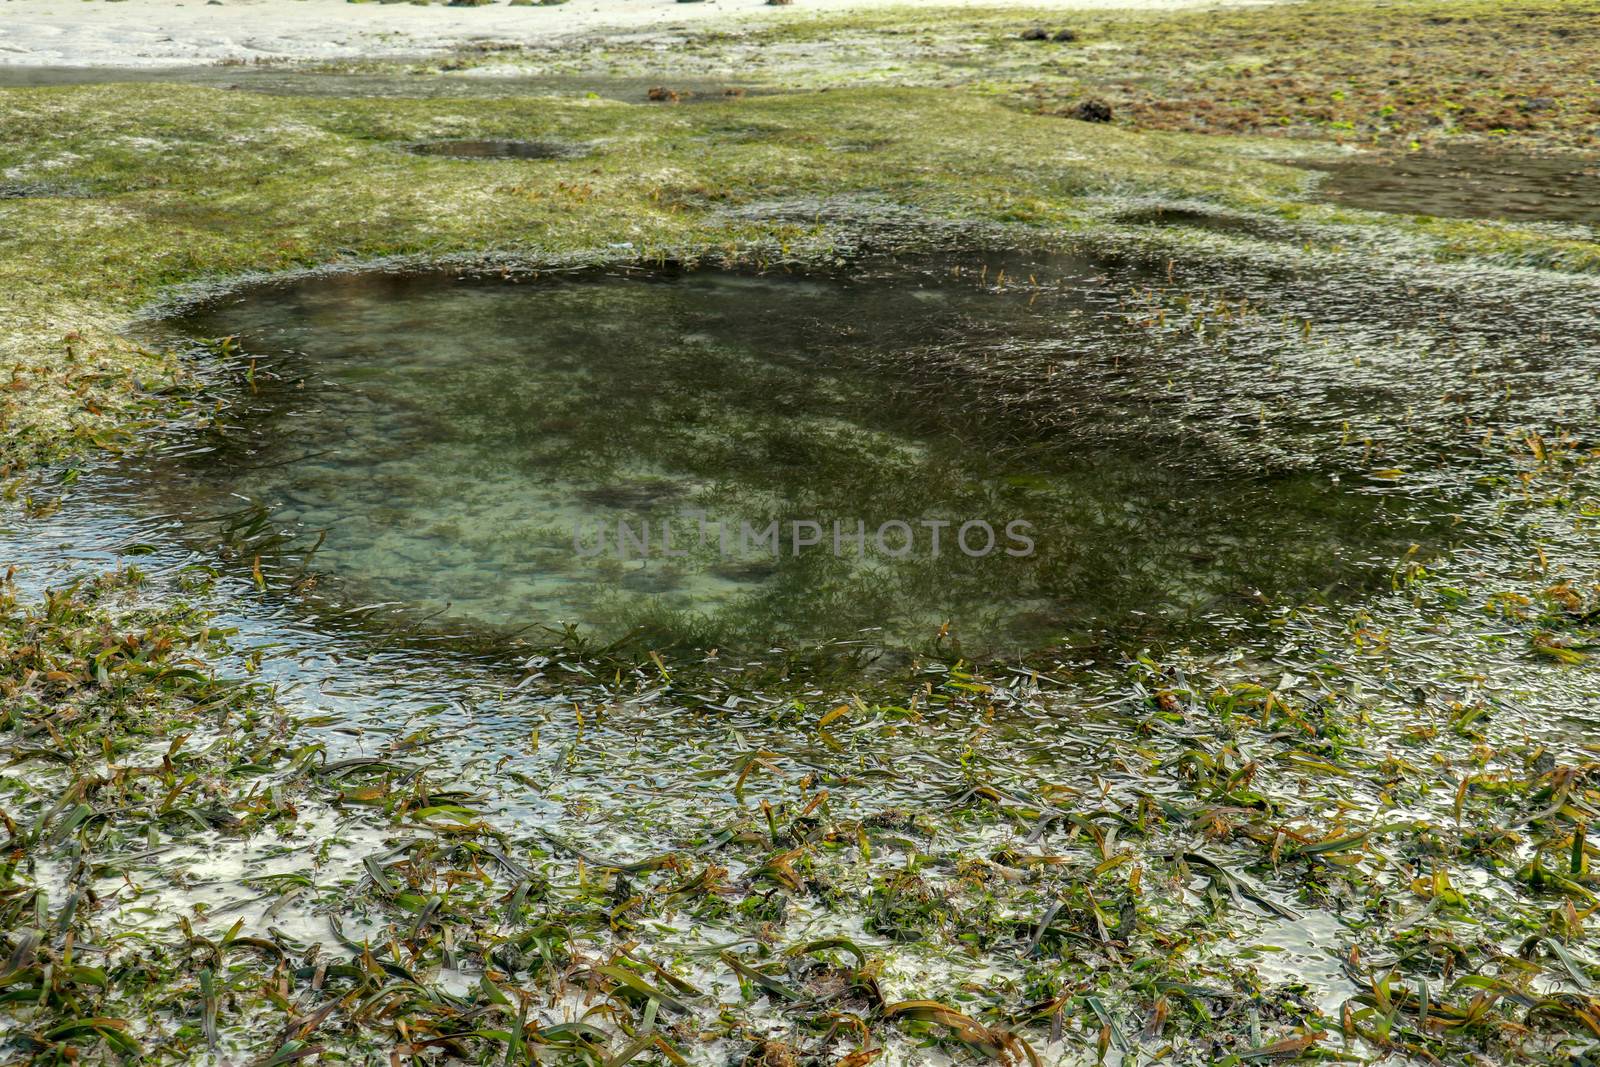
left=134, top=251, right=1476, bottom=657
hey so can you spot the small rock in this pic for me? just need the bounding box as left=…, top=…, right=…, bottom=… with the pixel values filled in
left=1020, top=26, right=1049, bottom=41
left=1051, top=28, right=1078, bottom=42
left=1521, top=96, right=1556, bottom=112
left=1071, top=98, right=1113, bottom=123
left=766, top=0, right=793, bottom=5
left=646, top=86, right=681, bottom=103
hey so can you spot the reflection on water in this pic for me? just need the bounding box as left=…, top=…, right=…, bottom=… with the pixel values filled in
left=1295, top=146, right=1600, bottom=228
left=137, top=251, right=1470, bottom=656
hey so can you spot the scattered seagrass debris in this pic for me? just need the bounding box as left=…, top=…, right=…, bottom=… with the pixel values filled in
left=5, top=421, right=1600, bottom=1063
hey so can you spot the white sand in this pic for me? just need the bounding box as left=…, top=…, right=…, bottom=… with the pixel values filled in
left=0, top=0, right=1276, bottom=68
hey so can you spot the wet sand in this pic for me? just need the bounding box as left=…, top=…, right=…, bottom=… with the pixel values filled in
left=0, top=0, right=1281, bottom=68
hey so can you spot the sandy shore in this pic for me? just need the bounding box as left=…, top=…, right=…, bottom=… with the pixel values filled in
left=0, top=0, right=1277, bottom=67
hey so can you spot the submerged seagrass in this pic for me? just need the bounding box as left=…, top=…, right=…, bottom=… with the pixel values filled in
left=136, top=248, right=1483, bottom=655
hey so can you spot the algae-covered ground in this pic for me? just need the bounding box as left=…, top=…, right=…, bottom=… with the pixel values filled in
left=6, top=1, right=1600, bottom=1064
left=376, top=0, right=1600, bottom=149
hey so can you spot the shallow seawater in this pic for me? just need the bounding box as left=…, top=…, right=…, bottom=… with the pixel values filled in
left=132, top=249, right=1498, bottom=657
left=1296, top=146, right=1600, bottom=227
left=406, top=138, right=589, bottom=160
left=1115, top=205, right=1292, bottom=241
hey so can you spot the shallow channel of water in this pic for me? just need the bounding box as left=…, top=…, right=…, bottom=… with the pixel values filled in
left=1295, top=145, right=1600, bottom=229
